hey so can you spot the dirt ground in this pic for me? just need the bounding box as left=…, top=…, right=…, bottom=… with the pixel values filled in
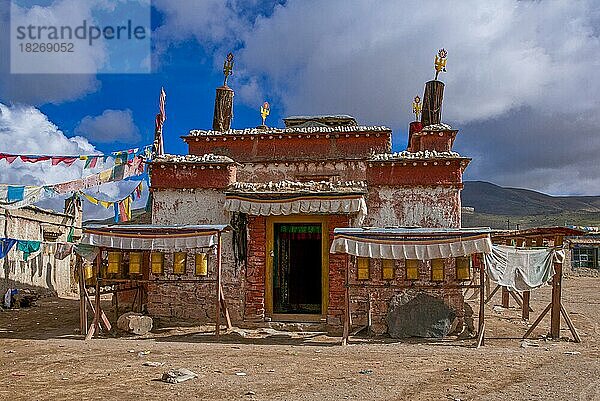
left=1, top=276, right=599, bottom=401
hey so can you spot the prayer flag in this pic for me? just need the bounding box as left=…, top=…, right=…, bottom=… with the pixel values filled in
left=7, top=186, right=25, bottom=202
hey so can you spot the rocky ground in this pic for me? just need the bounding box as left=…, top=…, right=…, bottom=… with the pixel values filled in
left=1, top=276, right=599, bottom=401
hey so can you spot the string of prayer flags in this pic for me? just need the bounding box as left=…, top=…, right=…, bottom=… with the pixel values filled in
left=80, top=181, right=143, bottom=221
left=114, top=196, right=132, bottom=223
left=0, top=237, right=75, bottom=261
left=0, top=186, right=48, bottom=209
left=0, top=146, right=147, bottom=168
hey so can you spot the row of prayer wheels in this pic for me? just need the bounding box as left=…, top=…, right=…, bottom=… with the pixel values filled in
left=83, top=251, right=210, bottom=283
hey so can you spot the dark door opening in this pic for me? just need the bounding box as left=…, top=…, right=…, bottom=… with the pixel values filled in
left=273, top=223, right=322, bottom=314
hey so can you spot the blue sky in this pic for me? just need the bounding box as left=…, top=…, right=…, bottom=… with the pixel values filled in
left=1, top=0, right=600, bottom=219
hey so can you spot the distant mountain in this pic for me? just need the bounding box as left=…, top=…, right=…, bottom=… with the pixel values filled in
left=461, top=181, right=600, bottom=216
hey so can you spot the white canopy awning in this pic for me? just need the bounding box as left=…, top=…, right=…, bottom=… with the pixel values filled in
left=224, top=195, right=367, bottom=224
left=330, top=227, right=492, bottom=260
left=80, top=225, right=229, bottom=252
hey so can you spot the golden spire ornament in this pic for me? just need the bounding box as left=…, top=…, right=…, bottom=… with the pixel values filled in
left=260, top=101, right=270, bottom=126
left=223, top=52, right=234, bottom=86
left=434, top=48, right=448, bottom=80
left=412, top=95, right=422, bottom=120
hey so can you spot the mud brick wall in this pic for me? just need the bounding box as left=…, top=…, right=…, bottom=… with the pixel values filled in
left=146, top=253, right=219, bottom=320
left=347, top=257, right=466, bottom=335
left=151, top=188, right=245, bottom=323
left=244, top=215, right=266, bottom=321
left=326, top=215, right=351, bottom=328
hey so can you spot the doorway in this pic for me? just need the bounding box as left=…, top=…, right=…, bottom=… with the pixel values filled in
left=266, top=217, right=329, bottom=319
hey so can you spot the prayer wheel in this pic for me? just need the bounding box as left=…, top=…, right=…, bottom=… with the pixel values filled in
left=456, top=256, right=471, bottom=280
left=195, top=253, right=208, bottom=276
left=151, top=252, right=164, bottom=275
left=173, top=252, right=187, bottom=275
left=129, top=252, right=142, bottom=275
left=108, top=252, right=122, bottom=275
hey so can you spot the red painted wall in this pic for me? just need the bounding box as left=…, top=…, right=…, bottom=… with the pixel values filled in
left=366, top=159, right=469, bottom=186
left=184, top=131, right=392, bottom=162
left=150, top=163, right=237, bottom=189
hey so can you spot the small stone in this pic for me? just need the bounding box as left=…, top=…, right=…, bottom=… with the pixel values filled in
left=235, top=372, right=247, bottom=376
left=245, top=391, right=256, bottom=396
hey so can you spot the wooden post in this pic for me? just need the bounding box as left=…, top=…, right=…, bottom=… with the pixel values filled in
left=93, top=250, right=102, bottom=338
left=522, top=291, right=531, bottom=320
left=478, top=254, right=485, bottom=347
left=215, top=234, right=222, bottom=339
left=501, top=287, right=510, bottom=308
left=342, top=257, right=351, bottom=346
left=550, top=235, right=564, bottom=339
left=77, top=255, right=88, bottom=336
left=212, top=86, right=234, bottom=132
left=420, top=80, right=445, bottom=127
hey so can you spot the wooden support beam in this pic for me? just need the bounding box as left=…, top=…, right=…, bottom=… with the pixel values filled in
left=219, top=284, right=232, bottom=330
left=501, top=286, right=510, bottom=308
left=478, top=255, right=485, bottom=347
left=560, top=305, right=581, bottom=343
left=522, top=291, right=531, bottom=320
left=509, top=290, right=523, bottom=308
left=93, top=251, right=101, bottom=339
left=523, top=302, right=552, bottom=339
left=84, top=289, right=111, bottom=332
left=484, top=284, right=500, bottom=305
left=550, top=235, right=564, bottom=339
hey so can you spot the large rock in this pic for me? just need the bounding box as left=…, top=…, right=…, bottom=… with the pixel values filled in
left=117, top=312, right=153, bottom=335
left=386, top=292, right=456, bottom=338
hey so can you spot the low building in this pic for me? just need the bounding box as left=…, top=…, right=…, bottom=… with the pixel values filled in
left=0, top=198, right=82, bottom=297
left=142, top=73, right=474, bottom=334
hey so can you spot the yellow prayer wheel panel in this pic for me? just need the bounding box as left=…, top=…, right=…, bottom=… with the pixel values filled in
left=173, top=252, right=187, bottom=275
left=84, top=263, right=94, bottom=280
left=151, top=252, right=164, bottom=275
left=357, top=257, right=370, bottom=280
left=382, top=259, right=394, bottom=280
left=456, top=256, right=471, bottom=280
left=195, top=253, right=208, bottom=276
left=129, top=252, right=142, bottom=275
left=108, top=252, right=122, bottom=274
left=431, top=259, right=445, bottom=282
left=406, top=259, right=419, bottom=280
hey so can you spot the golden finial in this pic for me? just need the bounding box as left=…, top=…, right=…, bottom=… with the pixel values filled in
left=223, top=52, right=234, bottom=86
left=260, top=101, right=270, bottom=126
left=434, top=48, right=448, bottom=80
left=412, top=95, right=422, bottom=120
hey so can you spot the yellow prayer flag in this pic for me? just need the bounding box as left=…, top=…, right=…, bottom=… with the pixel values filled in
left=83, top=193, right=99, bottom=205
left=99, top=169, right=112, bottom=182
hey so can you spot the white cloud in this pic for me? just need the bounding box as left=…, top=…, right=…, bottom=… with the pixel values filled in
left=0, top=103, right=145, bottom=219
left=154, top=0, right=600, bottom=195
left=0, top=0, right=114, bottom=105
left=75, top=109, right=140, bottom=144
